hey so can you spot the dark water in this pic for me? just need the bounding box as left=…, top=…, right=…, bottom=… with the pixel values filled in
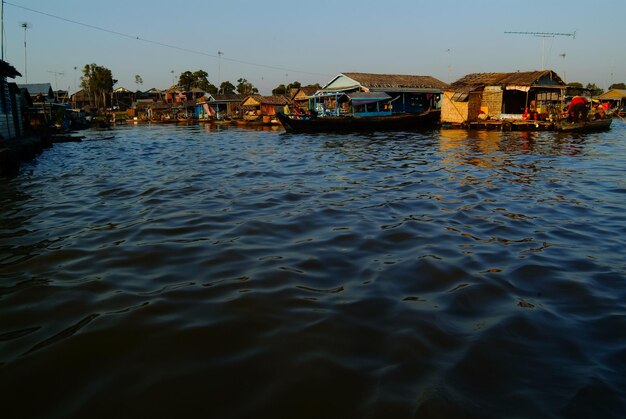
left=1, top=122, right=626, bottom=418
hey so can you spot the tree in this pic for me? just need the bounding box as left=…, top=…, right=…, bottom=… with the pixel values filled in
left=272, top=81, right=302, bottom=95
left=178, top=70, right=217, bottom=93
left=134, top=74, right=143, bottom=91
left=220, top=81, right=236, bottom=94
left=81, top=63, right=117, bottom=110
left=609, top=82, right=626, bottom=90
left=272, top=84, right=287, bottom=95
left=236, top=78, right=258, bottom=95
left=585, top=83, right=604, bottom=96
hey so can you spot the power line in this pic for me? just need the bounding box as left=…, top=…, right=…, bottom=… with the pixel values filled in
left=5, top=2, right=330, bottom=78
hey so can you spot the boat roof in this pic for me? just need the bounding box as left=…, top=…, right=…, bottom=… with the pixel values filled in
left=347, top=91, right=391, bottom=101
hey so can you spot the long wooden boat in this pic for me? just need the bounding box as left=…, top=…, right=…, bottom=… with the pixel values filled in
left=555, top=118, right=612, bottom=133
left=276, top=109, right=441, bottom=133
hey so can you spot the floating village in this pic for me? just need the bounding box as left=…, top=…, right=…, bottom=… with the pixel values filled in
left=0, top=56, right=625, bottom=175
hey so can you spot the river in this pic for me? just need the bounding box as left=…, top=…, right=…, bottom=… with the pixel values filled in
left=1, top=122, right=626, bottom=418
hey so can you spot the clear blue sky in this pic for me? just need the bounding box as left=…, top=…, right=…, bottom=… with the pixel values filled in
left=3, top=0, right=624, bottom=94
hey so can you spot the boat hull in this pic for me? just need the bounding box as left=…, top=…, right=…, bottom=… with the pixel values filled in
left=277, top=110, right=441, bottom=133
left=556, top=118, right=612, bottom=132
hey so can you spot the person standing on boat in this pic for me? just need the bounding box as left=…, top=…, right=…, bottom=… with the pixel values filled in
left=568, top=96, right=588, bottom=122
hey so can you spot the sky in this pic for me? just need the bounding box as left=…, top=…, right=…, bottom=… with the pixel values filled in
left=2, top=0, right=625, bottom=95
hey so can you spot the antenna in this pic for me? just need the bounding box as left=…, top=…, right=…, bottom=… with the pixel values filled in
left=559, top=53, right=567, bottom=83
left=504, top=31, right=576, bottom=70
left=47, top=70, right=65, bottom=90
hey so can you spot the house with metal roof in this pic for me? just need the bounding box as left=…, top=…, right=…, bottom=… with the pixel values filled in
left=18, top=83, right=55, bottom=103
left=313, top=72, right=448, bottom=115
left=441, top=70, right=566, bottom=124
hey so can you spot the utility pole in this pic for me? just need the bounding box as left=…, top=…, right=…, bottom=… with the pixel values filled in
left=504, top=31, right=576, bottom=70
left=217, top=51, right=223, bottom=92
left=1, top=1, right=4, bottom=60
left=21, top=22, right=31, bottom=82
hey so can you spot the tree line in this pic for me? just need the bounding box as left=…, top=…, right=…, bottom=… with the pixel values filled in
left=79, top=62, right=625, bottom=111
left=79, top=63, right=310, bottom=111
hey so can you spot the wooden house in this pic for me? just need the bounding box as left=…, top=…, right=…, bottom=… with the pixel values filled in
left=441, top=70, right=566, bottom=124
left=111, top=86, right=135, bottom=110
left=196, top=94, right=245, bottom=120
left=290, top=86, right=319, bottom=112
left=0, top=61, right=23, bottom=139
left=70, top=89, right=93, bottom=110
left=241, top=95, right=289, bottom=121
left=316, top=72, right=447, bottom=114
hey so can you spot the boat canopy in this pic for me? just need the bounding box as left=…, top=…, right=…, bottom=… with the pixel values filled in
left=346, top=92, right=391, bottom=104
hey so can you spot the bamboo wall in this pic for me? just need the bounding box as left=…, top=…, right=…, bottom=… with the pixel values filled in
left=481, top=90, right=503, bottom=118
left=441, top=91, right=468, bottom=124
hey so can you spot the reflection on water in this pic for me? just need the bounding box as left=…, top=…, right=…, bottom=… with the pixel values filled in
left=1, top=122, right=626, bottom=418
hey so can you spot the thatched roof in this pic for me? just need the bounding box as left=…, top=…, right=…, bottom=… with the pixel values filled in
left=242, top=95, right=289, bottom=106
left=341, top=72, right=448, bottom=90
left=448, top=70, right=565, bottom=93
left=597, top=89, right=626, bottom=100
left=291, top=86, right=319, bottom=100
left=212, top=94, right=245, bottom=101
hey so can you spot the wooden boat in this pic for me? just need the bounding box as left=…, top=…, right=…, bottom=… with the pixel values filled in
left=555, top=118, right=612, bottom=133
left=276, top=109, right=441, bottom=133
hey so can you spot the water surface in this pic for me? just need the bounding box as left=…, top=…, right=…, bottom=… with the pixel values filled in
left=1, top=122, right=626, bottom=418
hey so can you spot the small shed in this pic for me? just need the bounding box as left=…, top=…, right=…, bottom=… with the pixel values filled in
left=442, top=70, right=566, bottom=124
left=241, top=95, right=289, bottom=120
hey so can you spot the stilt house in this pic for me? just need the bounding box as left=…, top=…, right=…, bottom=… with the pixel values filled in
left=441, top=70, right=566, bottom=124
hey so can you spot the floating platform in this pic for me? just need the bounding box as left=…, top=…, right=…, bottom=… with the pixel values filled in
left=467, top=120, right=555, bottom=131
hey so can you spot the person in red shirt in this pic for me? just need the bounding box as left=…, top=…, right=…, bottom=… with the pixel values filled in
left=567, top=96, right=589, bottom=122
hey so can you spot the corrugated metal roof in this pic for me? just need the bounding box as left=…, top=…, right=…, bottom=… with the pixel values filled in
left=18, top=83, right=54, bottom=96
left=341, top=72, right=448, bottom=90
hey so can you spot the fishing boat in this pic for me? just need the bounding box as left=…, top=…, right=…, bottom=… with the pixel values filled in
left=555, top=118, right=612, bottom=132
left=277, top=108, right=441, bottom=133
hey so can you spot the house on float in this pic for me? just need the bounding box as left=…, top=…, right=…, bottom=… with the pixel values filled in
left=0, top=60, right=23, bottom=139
left=240, top=95, right=289, bottom=121
left=441, top=70, right=566, bottom=124
left=196, top=93, right=245, bottom=120
left=311, top=72, right=448, bottom=116
left=597, top=89, right=626, bottom=114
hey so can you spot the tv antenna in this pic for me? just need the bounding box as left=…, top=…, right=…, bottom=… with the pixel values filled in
left=47, top=70, right=65, bottom=90
left=504, top=31, right=576, bottom=70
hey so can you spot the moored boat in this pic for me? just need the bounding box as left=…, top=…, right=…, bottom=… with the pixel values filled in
left=555, top=118, right=612, bottom=132
left=277, top=109, right=441, bottom=133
